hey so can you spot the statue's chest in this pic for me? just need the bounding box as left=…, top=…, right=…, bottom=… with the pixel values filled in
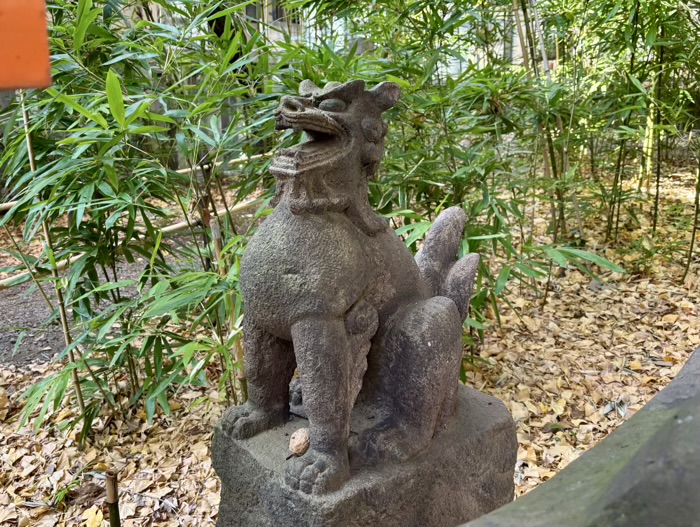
left=240, top=207, right=374, bottom=326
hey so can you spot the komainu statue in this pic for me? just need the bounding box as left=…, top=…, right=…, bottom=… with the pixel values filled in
left=220, top=79, right=480, bottom=495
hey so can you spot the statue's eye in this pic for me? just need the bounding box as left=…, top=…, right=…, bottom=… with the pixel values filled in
left=318, top=98, right=347, bottom=112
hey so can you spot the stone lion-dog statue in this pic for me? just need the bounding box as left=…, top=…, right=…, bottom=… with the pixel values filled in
left=221, top=79, right=479, bottom=495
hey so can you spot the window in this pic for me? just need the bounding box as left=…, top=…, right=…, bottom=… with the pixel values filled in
left=271, top=0, right=284, bottom=21
left=245, top=4, right=258, bottom=20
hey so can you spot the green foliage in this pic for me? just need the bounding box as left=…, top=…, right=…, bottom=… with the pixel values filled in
left=1, top=0, right=272, bottom=432
left=3, top=0, right=697, bottom=436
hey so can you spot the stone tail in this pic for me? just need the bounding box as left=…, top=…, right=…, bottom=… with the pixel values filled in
left=415, top=206, right=479, bottom=321
left=443, top=253, right=479, bottom=321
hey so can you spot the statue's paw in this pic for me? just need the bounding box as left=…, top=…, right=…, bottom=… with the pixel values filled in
left=358, top=422, right=425, bottom=465
left=284, top=449, right=349, bottom=495
left=220, top=403, right=283, bottom=439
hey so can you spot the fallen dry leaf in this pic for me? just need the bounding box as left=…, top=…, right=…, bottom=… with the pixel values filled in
left=81, top=506, right=102, bottom=527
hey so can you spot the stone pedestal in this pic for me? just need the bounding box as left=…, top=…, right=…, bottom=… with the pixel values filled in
left=213, top=385, right=517, bottom=527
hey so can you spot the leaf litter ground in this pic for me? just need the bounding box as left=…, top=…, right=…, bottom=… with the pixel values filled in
left=1, top=170, right=700, bottom=526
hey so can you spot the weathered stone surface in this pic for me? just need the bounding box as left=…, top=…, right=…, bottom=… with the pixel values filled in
left=214, top=385, right=517, bottom=527
left=463, top=348, right=700, bottom=527
left=216, top=79, right=491, bottom=498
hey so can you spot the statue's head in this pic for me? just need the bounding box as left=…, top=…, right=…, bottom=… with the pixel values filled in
left=272, top=80, right=401, bottom=178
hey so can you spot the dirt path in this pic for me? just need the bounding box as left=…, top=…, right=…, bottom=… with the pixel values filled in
left=0, top=282, right=63, bottom=364
left=0, top=191, right=259, bottom=366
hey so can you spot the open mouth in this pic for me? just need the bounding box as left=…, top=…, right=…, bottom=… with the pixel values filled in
left=277, top=106, right=344, bottom=137
left=287, top=129, right=341, bottom=153
left=304, top=129, right=336, bottom=143
left=272, top=115, right=349, bottom=176
left=275, top=111, right=346, bottom=155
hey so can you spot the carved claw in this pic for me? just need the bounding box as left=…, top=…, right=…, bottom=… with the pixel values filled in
left=221, top=403, right=284, bottom=439
left=284, top=449, right=349, bottom=495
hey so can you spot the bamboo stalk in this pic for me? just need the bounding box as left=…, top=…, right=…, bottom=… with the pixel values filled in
left=0, top=201, right=18, bottom=213
left=606, top=0, right=641, bottom=242
left=0, top=153, right=268, bottom=214
left=20, top=91, right=85, bottom=415
left=531, top=0, right=585, bottom=240
left=193, top=168, right=215, bottom=271
left=41, top=221, right=86, bottom=416
left=530, top=0, right=550, bottom=76
left=541, top=136, right=560, bottom=241
left=518, top=0, right=539, bottom=75
left=106, top=470, right=121, bottom=527
left=638, top=107, right=655, bottom=191
left=512, top=0, right=530, bottom=73
left=652, top=36, right=665, bottom=235
left=2, top=225, right=55, bottom=308
left=173, top=153, right=267, bottom=175
left=233, top=337, right=248, bottom=403
left=0, top=254, right=82, bottom=290
left=682, top=155, right=700, bottom=283
left=211, top=217, right=238, bottom=404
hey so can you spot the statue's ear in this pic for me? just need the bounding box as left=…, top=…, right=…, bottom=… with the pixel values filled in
left=370, top=82, right=401, bottom=111
left=299, top=79, right=320, bottom=97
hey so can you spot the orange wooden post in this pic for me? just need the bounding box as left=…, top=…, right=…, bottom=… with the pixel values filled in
left=0, top=0, right=52, bottom=89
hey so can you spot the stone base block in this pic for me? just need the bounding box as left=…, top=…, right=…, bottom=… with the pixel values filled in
left=212, top=385, right=517, bottom=527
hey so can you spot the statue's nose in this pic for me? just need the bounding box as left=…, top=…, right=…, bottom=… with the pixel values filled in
left=280, top=96, right=306, bottom=113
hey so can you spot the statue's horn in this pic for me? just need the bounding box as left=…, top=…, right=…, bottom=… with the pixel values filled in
left=299, top=79, right=320, bottom=97
left=323, top=81, right=342, bottom=91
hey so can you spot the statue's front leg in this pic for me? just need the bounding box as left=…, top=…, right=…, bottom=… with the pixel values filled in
left=285, top=317, right=352, bottom=494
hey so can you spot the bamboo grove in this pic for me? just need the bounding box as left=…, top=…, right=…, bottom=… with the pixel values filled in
left=0, top=0, right=697, bottom=434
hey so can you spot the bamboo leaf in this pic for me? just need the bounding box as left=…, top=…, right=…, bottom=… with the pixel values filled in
left=558, top=248, right=625, bottom=274
left=45, top=88, right=109, bottom=129
left=629, top=75, right=647, bottom=96
left=544, top=247, right=569, bottom=268
left=74, top=1, right=102, bottom=53
left=495, top=265, right=512, bottom=295
left=106, top=69, right=126, bottom=128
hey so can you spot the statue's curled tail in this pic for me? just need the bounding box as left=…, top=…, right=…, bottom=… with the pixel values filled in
left=415, top=206, right=479, bottom=321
